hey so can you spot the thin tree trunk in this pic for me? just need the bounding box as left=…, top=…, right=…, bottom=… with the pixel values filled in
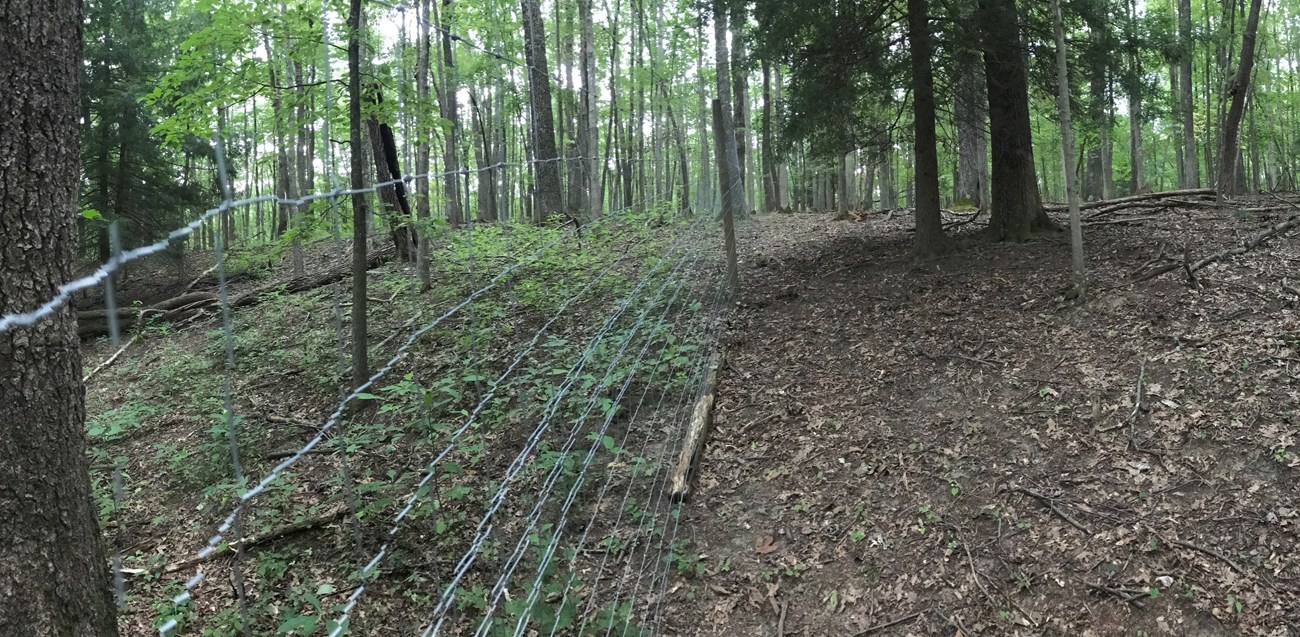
left=1217, top=0, right=1263, bottom=199
left=580, top=0, right=600, bottom=217
left=1178, top=0, right=1199, bottom=187
left=415, top=0, right=432, bottom=289
left=348, top=0, right=369, bottom=386
left=713, top=4, right=742, bottom=290
left=1052, top=0, right=1086, bottom=295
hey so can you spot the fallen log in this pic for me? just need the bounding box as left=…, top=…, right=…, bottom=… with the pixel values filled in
left=669, top=347, right=725, bottom=500
left=1131, top=214, right=1300, bottom=283
left=78, top=244, right=396, bottom=338
left=1046, top=188, right=1215, bottom=213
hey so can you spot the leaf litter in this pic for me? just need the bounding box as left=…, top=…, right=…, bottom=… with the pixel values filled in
left=660, top=204, right=1300, bottom=636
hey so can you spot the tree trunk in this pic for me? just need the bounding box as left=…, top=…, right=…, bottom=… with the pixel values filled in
left=979, top=0, right=1050, bottom=241
left=1178, top=0, right=1199, bottom=187
left=579, top=0, right=600, bottom=217
left=433, top=0, right=463, bottom=227
left=1052, top=0, right=1086, bottom=294
left=908, top=0, right=951, bottom=255
left=0, top=1, right=119, bottom=634
left=713, top=4, right=742, bottom=291
left=1216, top=0, right=1263, bottom=199
left=761, top=59, right=778, bottom=212
left=415, top=0, right=432, bottom=289
left=521, top=0, right=563, bottom=220
left=955, top=60, right=989, bottom=210
left=348, top=0, right=369, bottom=387
left=696, top=17, right=713, bottom=212
left=730, top=6, right=752, bottom=214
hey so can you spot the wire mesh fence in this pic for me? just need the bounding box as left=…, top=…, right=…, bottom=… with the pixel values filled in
left=0, top=2, right=743, bottom=634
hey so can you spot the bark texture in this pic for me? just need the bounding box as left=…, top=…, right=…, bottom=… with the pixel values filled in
left=522, top=0, right=564, bottom=220
left=978, top=0, right=1050, bottom=241
left=0, top=2, right=120, bottom=635
left=908, top=0, right=951, bottom=255
left=1216, top=0, right=1263, bottom=199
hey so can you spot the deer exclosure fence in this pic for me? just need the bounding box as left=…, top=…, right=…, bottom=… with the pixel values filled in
left=0, top=2, right=747, bottom=634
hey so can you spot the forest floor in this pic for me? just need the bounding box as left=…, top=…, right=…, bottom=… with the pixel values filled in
left=664, top=203, right=1300, bottom=637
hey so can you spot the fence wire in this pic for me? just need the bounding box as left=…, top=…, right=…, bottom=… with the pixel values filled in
left=21, top=4, right=744, bottom=635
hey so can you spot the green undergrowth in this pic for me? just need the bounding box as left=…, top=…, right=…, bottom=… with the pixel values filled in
left=86, top=206, right=722, bottom=636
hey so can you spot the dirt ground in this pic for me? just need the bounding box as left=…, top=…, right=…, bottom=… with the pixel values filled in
left=662, top=204, right=1300, bottom=637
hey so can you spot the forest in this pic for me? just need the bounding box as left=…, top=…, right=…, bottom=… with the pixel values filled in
left=1, top=0, right=1299, bottom=635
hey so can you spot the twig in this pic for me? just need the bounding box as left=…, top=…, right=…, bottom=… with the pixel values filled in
left=850, top=611, right=922, bottom=636
left=1014, top=487, right=1092, bottom=535
left=1083, top=215, right=1164, bottom=226
left=963, top=542, right=999, bottom=609
left=83, top=333, right=140, bottom=383
left=1088, top=583, right=1148, bottom=609
left=1129, top=360, right=1146, bottom=451
left=1167, top=538, right=1247, bottom=576
left=160, top=504, right=348, bottom=574
left=776, top=600, right=788, bottom=637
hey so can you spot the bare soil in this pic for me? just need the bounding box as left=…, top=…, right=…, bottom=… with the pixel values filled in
left=662, top=205, right=1299, bottom=637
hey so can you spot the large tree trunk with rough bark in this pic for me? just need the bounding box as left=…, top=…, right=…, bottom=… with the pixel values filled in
left=522, top=0, right=564, bottom=221
left=955, top=60, right=989, bottom=210
left=909, top=0, right=952, bottom=255
left=979, top=0, right=1051, bottom=241
left=0, top=2, right=120, bottom=635
left=1216, top=0, right=1263, bottom=199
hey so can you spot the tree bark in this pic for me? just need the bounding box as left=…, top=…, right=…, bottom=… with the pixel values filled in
left=1178, top=0, right=1199, bottom=187
left=348, top=0, right=369, bottom=387
left=521, top=0, right=564, bottom=220
left=415, top=0, right=433, bottom=288
left=579, top=0, right=600, bottom=217
left=713, top=4, right=741, bottom=290
left=1216, top=0, right=1263, bottom=199
left=978, top=0, right=1051, bottom=241
left=908, top=0, right=952, bottom=255
left=955, top=60, right=989, bottom=210
left=0, top=1, right=119, bottom=634
left=1052, top=0, right=1086, bottom=294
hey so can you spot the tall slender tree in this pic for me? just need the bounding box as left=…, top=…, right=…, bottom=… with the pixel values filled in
left=1216, top=0, right=1263, bottom=199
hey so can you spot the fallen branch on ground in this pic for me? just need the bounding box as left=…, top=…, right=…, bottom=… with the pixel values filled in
left=78, top=244, right=396, bottom=338
left=1047, top=188, right=1215, bottom=214
left=83, top=332, right=141, bottom=383
left=159, top=503, right=348, bottom=574
left=850, top=612, right=922, bottom=636
left=1129, top=213, right=1300, bottom=283
left=1088, top=584, right=1149, bottom=608
left=1015, top=487, right=1092, bottom=534
left=1167, top=537, right=1247, bottom=576
left=670, top=347, right=725, bottom=500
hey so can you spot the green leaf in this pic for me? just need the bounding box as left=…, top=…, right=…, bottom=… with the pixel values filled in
left=81, top=208, right=103, bottom=220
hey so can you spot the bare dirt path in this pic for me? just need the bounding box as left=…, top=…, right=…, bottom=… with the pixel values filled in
left=662, top=210, right=1299, bottom=637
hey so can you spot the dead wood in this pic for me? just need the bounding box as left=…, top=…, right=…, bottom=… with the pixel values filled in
left=670, top=347, right=725, bottom=500
left=1167, top=537, right=1247, bottom=576
left=849, top=612, right=922, bottom=636
left=1083, top=215, right=1164, bottom=226
left=159, top=503, right=348, bottom=574
left=83, top=333, right=140, bottom=383
left=1130, top=214, right=1300, bottom=283
left=1046, top=188, right=1215, bottom=213
left=1088, top=584, right=1149, bottom=608
left=1015, top=487, right=1092, bottom=534
left=78, top=244, right=396, bottom=338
